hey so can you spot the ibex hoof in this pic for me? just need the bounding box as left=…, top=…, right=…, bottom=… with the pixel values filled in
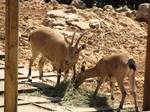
left=116, top=108, right=121, bottom=112
left=56, top=81, right=60, bottom=86
left=28, top=79, right=32, bottom=83
left=135, top=106, right=139, bottom=112
left=117, top=105, right=123, bottom=112
left=111, top=96, right=114, bottom=100
left=39, top=76, right=43, bottom=80
left=92, top=92, right=97, bottom=97
left=71, top=78, right=75, bottom=82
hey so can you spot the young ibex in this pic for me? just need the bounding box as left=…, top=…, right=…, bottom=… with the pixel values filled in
left=74, top=53, right=138, bottom=112
left=28, top=27, right=87, bottom=84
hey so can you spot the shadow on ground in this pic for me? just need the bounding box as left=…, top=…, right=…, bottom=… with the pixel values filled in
left=87, top=94, right=114, bottom=112
left=31, top=80, right=69, bottom=98
left=30, top=80, right=114, bottom=111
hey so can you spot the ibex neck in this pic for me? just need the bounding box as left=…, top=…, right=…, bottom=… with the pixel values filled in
left=84, top=67, right=98, bottom=79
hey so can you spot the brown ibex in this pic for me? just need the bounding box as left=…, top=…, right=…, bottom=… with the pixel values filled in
left=74, top=53, right=138, bottom=112
left=28, top=27, right=87, bottom=84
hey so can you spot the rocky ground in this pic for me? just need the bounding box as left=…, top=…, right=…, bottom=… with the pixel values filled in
left=0, top=0, right=148, bottom=110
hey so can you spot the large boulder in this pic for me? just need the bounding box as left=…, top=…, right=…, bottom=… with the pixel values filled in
left=136, top=3, right=150, bottom=21
left=103, top=5, right=114, bottom=12
left=71, top=0, right=86, bottom=9
left=43, top=9, right=89, bottom=30
left=116, top=5, right=131, bottom=13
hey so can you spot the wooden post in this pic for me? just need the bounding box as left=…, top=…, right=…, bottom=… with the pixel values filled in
left=5, top=0, right=18, bottom=112
left=143, top=6, right=150, bottom=111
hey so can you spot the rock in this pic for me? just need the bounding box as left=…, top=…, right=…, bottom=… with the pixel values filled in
left=65, top=13, right=85, bottom=22
left=44, top=17, right=66, bottom=27
left=46, top=10, right=67, bottom=18
left=53, top=25, right=65, bottom=30
left=136, top=3, right=150, bottom=22
left=56, top=30, right=75, bottom=37
left=116, top=5, right=131, bottom=13
left=51, top=19, right=66, bottom=27
left=126, top=10, right=137, bottom=19
left=103, top=5, right=114, bottom=12
left=44, top=9, right=89, bottom=30
left=71, top=0, right=86, bottom=9
left=66, top=21, right=89, bottom=30
left=93, top=49, right=100, bottom=53
left=51, top=97, right=62, bottom=103
left=99, top=18, right=112, bottom=29
left=43, top=18, right=53, bottom=26
left=64, top=6, right=77, bottom=13
left=89, top=19, right=100, bottom=29
left=51, top=0, right=59, bottom=4
left=84, top=51, right=91, bottom=56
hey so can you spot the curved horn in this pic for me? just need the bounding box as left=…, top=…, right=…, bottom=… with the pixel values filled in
left=64, top=36, right=70, bottom=44
left=70, top=32, right=76, bottom=46
left=75, top=31, right=88, bottom=48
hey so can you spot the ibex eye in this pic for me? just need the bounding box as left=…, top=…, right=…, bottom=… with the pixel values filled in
left=74, top=51, right=78, bottom=54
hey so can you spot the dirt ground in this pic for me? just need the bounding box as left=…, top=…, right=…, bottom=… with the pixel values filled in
left=0, top=0, right=148, bottom=111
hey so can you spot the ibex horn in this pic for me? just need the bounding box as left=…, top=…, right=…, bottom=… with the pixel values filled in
left=75, top=31, right=88, bottom=48
left=70, top=31, right=76, bottom=46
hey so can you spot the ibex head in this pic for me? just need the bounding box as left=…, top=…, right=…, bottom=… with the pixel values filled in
left=64, top=31, right=87, bottom=67
left=74, top=65, right=86, bottom=88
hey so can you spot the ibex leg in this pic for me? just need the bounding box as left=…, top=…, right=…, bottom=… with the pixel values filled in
left=39, top=56, right=46, bottom=80
left=110, top=77, right=115, bottom=100
left=94, top=77, right=106, bottom=96
left=117, top=77, right=127, bottom=111
left=28, top=51, right=39, bottom=82
left=129, top=70, right=139, bottom=112
left=56, top=69, right=62, bottom=85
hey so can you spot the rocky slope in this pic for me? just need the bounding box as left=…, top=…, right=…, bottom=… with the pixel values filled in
left=0, top=0, right=147, bottom=108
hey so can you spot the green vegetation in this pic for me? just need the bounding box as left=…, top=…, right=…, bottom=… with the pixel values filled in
left=35, top=80, right=110, bottom=108
left=62, top=85, right=109, bottom=108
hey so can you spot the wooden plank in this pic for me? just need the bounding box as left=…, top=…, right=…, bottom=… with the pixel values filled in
left=18, top=96, right=50, bottom=104
left=0, top=64, right=24, bottom=69
left=5, top=0, right=18, bottom=112
left=0, top=95, right=50, bottom=107
left=0, top=60, right=4, bottom=65
left=0, top=79, right=56, bottom=95
left=2, top=104, right=51, bottom=112
left=18, top=69, right=57, bottom=79
left=0, top=68, right=57, bottom=81
left=0, top=81, right=38, bottom=94
left=18, top=104, right=51, bottom=112
left=143, top=6, right=150, bottom=111
left=0, top=96, right=4, bottom=107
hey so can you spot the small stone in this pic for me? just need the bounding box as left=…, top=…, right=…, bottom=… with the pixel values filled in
left=51, top=97, right=62, bottom=103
